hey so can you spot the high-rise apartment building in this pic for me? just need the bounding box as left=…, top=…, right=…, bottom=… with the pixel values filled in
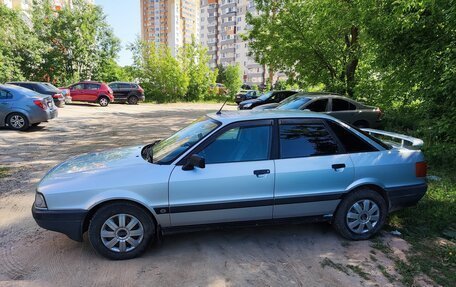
left=200, top=0, right=279, bottom=87
left=140, top=0, right=200, bottom=56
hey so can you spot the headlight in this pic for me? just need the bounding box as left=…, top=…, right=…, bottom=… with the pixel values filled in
left=244, top=103, right=252, bottom=108
left=34, top=192, right=47, bottom=209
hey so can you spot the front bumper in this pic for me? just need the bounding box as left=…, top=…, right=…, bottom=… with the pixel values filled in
left=386, top=183, right=427, bottom=212
left=32, top=206, right=87, bottom=242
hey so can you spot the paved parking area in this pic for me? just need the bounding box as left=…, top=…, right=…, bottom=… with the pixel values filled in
left=0, top=103, right=407, bottom=286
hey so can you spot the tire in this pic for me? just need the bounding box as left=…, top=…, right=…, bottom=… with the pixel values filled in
left=353, top=120, right=369, bottom=128
left=98, top=96, right=110, bottom=107
left=88, top=202, right=155, bottom=260
left=333, top=189, right=387, bottom=240
left=127, top=95, right=139, bottom=105
left=7, top=113, right=29, bottom=131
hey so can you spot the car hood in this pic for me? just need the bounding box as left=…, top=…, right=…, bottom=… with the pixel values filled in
left=40, top=146, right=145, bottom=184
left=253, top=103, right=279, bottom=110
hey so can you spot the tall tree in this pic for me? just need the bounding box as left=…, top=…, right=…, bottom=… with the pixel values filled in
left=179, top=38, right=217, bottom=101
left=246, top=0, right=361, bottom=96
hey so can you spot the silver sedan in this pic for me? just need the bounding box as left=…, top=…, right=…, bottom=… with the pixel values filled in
left=32, top=110, right=427, bottom=260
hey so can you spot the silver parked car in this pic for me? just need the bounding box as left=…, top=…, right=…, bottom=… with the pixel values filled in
left=253, top=93, right=383, bottom=128
left=0, top=84, right=58, bottom=131
left=32, top=110, right=427, bottom=260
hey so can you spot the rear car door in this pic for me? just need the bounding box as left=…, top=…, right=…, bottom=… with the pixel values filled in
left=168, top=120, right=275, bottom=226
left=273, top=119, right=355, bottom=219
left=85, top=83, right=101, bottom=102
left=329, top=98, right=357, bottom=123
left=0, top=89, right=13, bottom=125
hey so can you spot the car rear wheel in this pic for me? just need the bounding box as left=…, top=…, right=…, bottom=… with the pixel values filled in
left=127, top=95, right=139, bottom=105
left=333, top=189, right=387, bottom=240
left=98, top=96, right=110, bottom=107
left=7, top=113, right=29, bottom=131
left=88, top=202, right=155, bottom=260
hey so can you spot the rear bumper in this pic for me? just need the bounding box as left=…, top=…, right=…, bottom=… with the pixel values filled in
left=29, top=108, right=58, bottom=124
left=386, top=183, right=427, bottom=212
left=32, top=206, right=87, bottom=242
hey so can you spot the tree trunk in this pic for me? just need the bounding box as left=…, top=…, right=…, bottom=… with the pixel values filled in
left=345, top=25, right=359, bottom=98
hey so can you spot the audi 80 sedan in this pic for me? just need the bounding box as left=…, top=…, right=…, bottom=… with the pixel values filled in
left=32, top=110, right=427, bottom=260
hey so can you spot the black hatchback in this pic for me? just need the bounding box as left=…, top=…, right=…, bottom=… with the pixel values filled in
left=238, top=90, right=298, bottom=110
left=108, top=82, right=145, bottom=105
left=7, top=82, right=65, bottom=107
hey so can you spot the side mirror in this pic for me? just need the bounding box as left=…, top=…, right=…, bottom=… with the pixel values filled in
left=182, top=154, right=205, bottom=171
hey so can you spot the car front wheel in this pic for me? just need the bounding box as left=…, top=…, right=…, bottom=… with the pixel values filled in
left=333, top=189, right=387, bottom=240
left=88, top=202, right=155, bottom=260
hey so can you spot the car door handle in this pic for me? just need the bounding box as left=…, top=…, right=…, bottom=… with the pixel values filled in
left=253, top=169, right=270, bottom=176
left=332, top=164, right=346, bottom=170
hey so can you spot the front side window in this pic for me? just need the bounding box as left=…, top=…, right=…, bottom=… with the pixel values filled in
left=305, top=99, right=328, bottom=112
left=280, top=122, right=339, bottom=158
left=151, top=117, right=220, bottom=164
left=199, top=125, right=271, bottom=164
left=72, top=83, right=84, bottom=90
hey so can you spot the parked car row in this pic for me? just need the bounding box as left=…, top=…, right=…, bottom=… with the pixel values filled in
left=0, top=81, right=145, bottom=131
left=237, top=90, right=383, bottom=129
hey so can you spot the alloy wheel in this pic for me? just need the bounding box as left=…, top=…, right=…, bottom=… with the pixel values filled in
left=100, top=213, right=144, bottom=253
left=10, top=115, right=25, bottom=129
left=346, top=199, right=380, bottom=234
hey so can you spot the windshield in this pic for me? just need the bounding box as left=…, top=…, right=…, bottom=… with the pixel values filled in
left=149, top=116, right=220, bottom=164
left=258, top=91, right=273, bottom=101
left=277, top=96, right=311, bottom=110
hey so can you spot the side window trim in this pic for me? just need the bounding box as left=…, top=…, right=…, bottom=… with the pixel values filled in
left=177, top=119, right=274, bottom=165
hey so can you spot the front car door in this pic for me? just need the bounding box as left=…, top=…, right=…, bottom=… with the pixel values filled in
left=0, top=89, right=13, bottom=126
left=273, top=118, right=355, bottom=219
left=69, top=83, right=85, bottom=101
left=168, top=120, right=275, bottom=226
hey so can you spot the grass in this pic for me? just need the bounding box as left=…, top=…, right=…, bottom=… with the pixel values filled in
left=320, top=258, right=350, bottom=275
left=386, top=170, right=456, bottom=286
left=0, top=167, right=10, bottom=178
left=346, top=265, right=370, bottom=280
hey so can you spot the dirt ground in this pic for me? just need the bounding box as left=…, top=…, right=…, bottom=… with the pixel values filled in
left=0, top=103, right=428, bottom=287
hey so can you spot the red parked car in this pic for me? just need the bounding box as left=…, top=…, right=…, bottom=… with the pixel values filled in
left=67, top=81, right=114, bottom=107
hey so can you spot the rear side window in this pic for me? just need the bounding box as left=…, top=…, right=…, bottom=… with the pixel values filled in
left=327, top=121, right=378, bottom=153
left=305, top=99, right=328, bottom=112
left=86, top=83, right=101, bottom=90
left=279, top=122, right=339, bottom=158
left=332, top=99, right=356, bottom=111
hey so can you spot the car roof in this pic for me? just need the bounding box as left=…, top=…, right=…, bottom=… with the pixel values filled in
left=208, top=110, right=334, bottom=124
left=6, top=81, right=46, bottom=86
left=291, top=92, right=345, bottom=99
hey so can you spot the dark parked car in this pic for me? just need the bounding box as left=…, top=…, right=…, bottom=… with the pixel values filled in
left=108, top=82, right=145, bottom=105
left=235, top=90, right=260, bottom=104
left=238, top=90, right=298, bottom=110
left=67, top=81, right=114, bottom=107
left=0, top=84, right=58, bottom=130
left=254, top=93, right=383, bottom=128
left=7, top=82, right=65, bottom=107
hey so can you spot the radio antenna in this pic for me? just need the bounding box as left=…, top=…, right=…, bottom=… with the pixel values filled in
left=216, top=99, right=228, bottom=115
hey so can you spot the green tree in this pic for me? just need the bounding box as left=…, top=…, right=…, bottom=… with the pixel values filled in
left=130, top=39, right=188, bottom=102
left=223, top=64, right=243, bottom=98
left=31, top=0, right=120, bottom=85
left=179, top=38, right=217, bottom=101
left=0, top=5, right=43, bottom=82
left=246, top=0, right=361, bottom=96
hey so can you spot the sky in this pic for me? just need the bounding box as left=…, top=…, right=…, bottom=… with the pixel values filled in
left=95, top=0, right=140, bottom=66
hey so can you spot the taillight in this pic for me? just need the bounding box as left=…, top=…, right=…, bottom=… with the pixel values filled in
left=416, top=161, right=427, bottom=177
left=34, top=100, right=46, bottom=110
left=375, top=107, right=383, bottom=120
left=52, top=93, right=62, bottom=99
